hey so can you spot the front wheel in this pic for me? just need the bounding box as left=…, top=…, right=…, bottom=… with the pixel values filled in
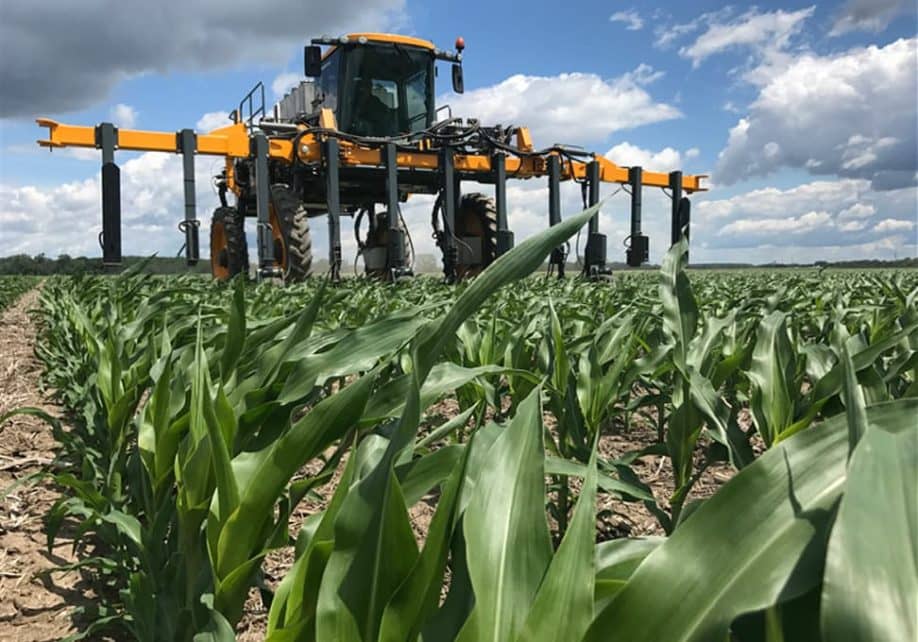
left=455, top=193, right=498, bottom=279
left=269, top=185, right=313, bottom=282
left=210, top=206, right=248, bottom=280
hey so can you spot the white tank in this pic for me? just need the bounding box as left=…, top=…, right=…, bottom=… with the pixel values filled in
left=275, top=80, right=317, bottom=121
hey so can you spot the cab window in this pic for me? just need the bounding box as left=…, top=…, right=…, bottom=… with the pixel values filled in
left=318, top=50, right=339, bottom=111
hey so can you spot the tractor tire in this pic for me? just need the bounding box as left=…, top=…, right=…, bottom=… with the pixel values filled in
left=270, top=185, right=313, bottom=282
left=455, top=192, right=498, bottom=279
left=210, top=206, right=248, bottom=280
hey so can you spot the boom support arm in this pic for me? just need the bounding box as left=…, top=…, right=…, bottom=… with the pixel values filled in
left=37, top=118, right=293, bottom=159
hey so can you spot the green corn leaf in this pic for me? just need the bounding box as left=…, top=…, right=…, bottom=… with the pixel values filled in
left=378, top=436, right=472, bottom=641
left=821, top=400, right=917, bottom=642
left=315, top=369, right=424, bottom=642
left=456, top=387, right=552, bottom=642
left=544, top=456, right=654, bottom=501
left=278, top=311, right=428, bottom=404
left=256, top=281, right=326, bottom=387
left=548, top=298, right=570, bottom=394
left=748, top=311, right=798, bottom=447
left=660, top=237, right=697, bottom=371
left=415, top=403, right=478, bottom=450
left=420, top=527, right=475, bottom=641
left=397, top=444, right=464, bottom=506
left=363, top=363, right=530, bottom=424
left=585, top=398, right=918, bottom=642
left=266, top=445, right=367, bottom=636
left=219, top=277, right=246, bottom=380
left=593, top=537, right=663, bottom=612
left=193, top=594, right=237, bottom=642
left=192, top=320, right=238, bottom=528
left=516, top=443, right=598, bottom=642
left=839, top=342, right=868, bottom=455
left=416, top=204, right=599, bottom=380
left=210, top=371, right=376, bottom=623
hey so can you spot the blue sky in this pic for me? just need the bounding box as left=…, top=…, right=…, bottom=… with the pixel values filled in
left=1, top=0, right=915, bottom=264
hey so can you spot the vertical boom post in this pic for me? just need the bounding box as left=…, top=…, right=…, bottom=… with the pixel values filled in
left=626, top=166, right=648, bottom=267
left=440, top=147, right=459, bottom=282
left=178, top=128, right=199, bottom=265
left=252, top=132, right=276, bottom=278
left=97, top=122, right=121, bottom=266
left=493, top=151, right=514, bottom=256
left=669, top=170, right=690, bottom=263
left=548, top=154, right=565, bottom=277
left=324, top=137, right=342, bottom=282
left=384, top=142, right=409, bottom=279
left=584, top=159, right=611, bottom=278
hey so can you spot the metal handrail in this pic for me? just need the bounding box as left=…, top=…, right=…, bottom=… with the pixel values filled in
left=238, top=81, right=266, bottom=127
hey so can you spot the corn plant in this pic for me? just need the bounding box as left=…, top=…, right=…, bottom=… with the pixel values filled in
left=0, top=275, right=39, bottom=310
left=4, top=213, right=915, bottom=641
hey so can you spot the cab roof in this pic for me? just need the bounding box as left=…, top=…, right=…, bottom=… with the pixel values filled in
left=345, top=33, right=436, bottom=51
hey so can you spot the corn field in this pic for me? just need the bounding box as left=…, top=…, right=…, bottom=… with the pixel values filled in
left=0, top=275, right=38, bottom=312
left=4, top=211, right=917, bottom=641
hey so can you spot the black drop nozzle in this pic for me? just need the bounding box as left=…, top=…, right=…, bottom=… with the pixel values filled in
left=101, top=161, right=122, bottom=265
left=585, top=232, right=607, bottom=267
left=179, top=219, right=200, bottom=266
left=496, top=230, right=514, bottom=256
left=626, top=234, right=649, bottom=267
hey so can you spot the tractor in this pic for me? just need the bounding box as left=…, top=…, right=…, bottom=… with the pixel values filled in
left=37, top=33, right=705, bottom=282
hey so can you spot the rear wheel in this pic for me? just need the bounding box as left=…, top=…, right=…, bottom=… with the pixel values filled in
left=210, top=206, right=248, bottom=280
left=270, top=185, right=313, bottom=282
left=455, top=193, right=498, bottom=279
left=363, top=211, right=408, bottom=280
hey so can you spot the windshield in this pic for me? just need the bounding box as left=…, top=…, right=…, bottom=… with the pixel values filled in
left=345, top=45, right=433, bottom=136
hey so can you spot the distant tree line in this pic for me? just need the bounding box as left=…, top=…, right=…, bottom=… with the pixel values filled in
left=0, top=252, right=914, bottom=276
left=0, top=254, right=211, bottom=275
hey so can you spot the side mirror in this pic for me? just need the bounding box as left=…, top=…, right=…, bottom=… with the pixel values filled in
left=451, top=64, right=464, bottom=94
left=304, top=45, right=322, bottom=77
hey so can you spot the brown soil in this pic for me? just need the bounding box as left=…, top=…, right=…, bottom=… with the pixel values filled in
left=595, top=419, right=734, bottom=538
left=0, top=288, right=92, bottom=641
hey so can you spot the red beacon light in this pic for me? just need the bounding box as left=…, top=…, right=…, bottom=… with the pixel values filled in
left=455, top=36, right=465, bottom=52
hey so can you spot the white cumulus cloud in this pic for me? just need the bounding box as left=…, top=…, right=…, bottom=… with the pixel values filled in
left=679, top=6, right=815, bottom=67
left=838, top=220, right=869, bottom=232
left=610, top=10, right=643, bottom=31
left=272, top=72, right=302, bottom=99
left=693, top=177, right=916, bottom=257
left=874, top=218, right=915, bottom=233
left=715, top=38, right=918, bottom=190
left=445, top=67, right=680, bottom=147
left=109, top=103, right=137, bottom=128
left=830, top=0, right=909, bottom=35
left=1, top=149, right=230, bottom=258
left=838, top=202, right=876, bottom=220
left=605, top=142, right=686, bottom=173
left=718, top=210, right=833, bottom=236
left=196, top=111, right=232, bottom=132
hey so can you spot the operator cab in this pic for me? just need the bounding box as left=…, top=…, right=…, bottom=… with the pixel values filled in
left=305, top=33, right=464, bottom=138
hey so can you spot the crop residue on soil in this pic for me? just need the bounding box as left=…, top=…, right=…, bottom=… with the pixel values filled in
left=0, top=288, right=87, bottom=642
